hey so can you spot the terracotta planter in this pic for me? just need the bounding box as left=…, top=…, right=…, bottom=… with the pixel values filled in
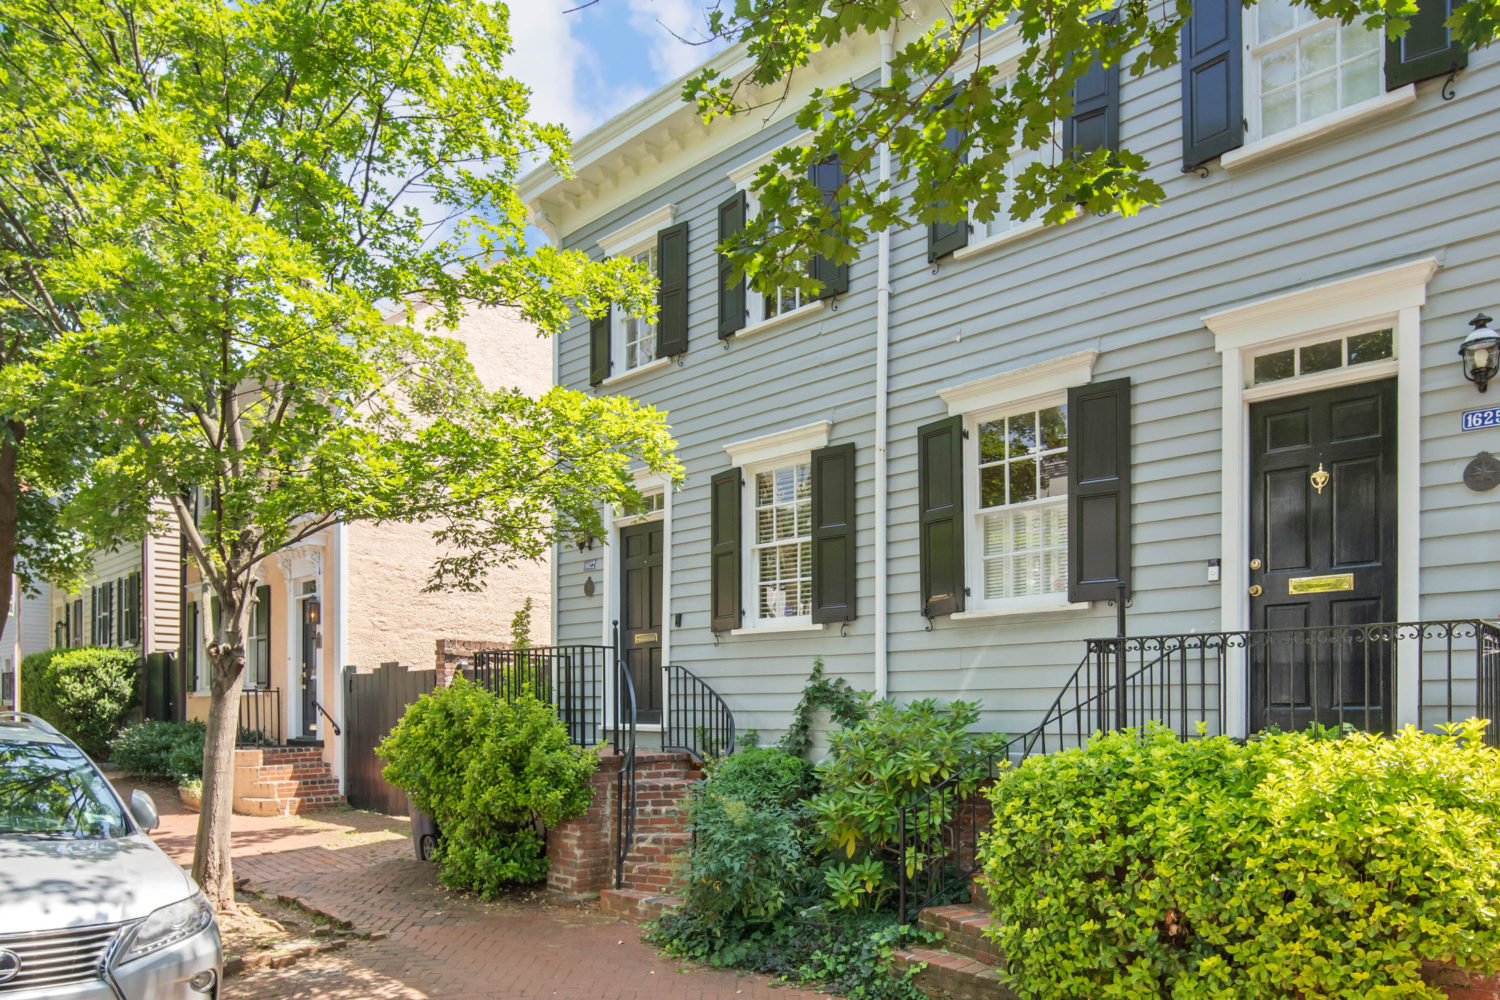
left=178, top=785, right=202, bottom=812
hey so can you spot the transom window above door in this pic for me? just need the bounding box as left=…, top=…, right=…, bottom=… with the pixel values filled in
left=1248, top=0, right=1382, bottom=139
left=974, top=404, right=1070, bottom=604
left=1251, top=328, right=1393, bottom=385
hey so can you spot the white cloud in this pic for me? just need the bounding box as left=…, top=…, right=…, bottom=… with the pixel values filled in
left=624, top=0, right=726, bottom=84
left=507, top=1, right=598, bottom=135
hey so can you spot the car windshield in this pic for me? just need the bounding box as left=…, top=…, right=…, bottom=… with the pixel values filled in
left=0, top=741, right=130, bottom=838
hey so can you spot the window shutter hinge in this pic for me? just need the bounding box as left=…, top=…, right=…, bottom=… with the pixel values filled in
left=964, top=586, right=971, bottom=596
left=960, top=427, right=970, bottom=440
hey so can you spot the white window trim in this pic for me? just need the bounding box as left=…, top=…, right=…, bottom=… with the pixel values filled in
left=961, top=396, right=1076, bottom=614
left=738, top=452, right=818, bottom=630
left=724, top=420, right=831, bottom=469
left=951, top=219, right=1047, bottom=262
left=600, top=355, right=671, bottom=387
left=730, top=620, right=825, bottom=636
left=732, top=299, right=826, bottom=343
left=940, top=350, right=1097, bottom=416
left=1203, top=255, right=1437, bottom=737
left=1222, top=85, right=1414, bottom=171
left=727, top=135, right=811, bottom=191
left=597, top=204, right=676, bottom=257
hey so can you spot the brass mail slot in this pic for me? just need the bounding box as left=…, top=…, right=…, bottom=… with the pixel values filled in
left=634, top=632, right=659, bottom=644
left=1288, top=573, right=1354, bottom=595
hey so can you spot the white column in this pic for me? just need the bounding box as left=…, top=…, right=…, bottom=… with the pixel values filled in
left=1395, top=306, right=1422, bottom=728
left=332, top=524, right=348, bottom=789
left=1219, top=347, right=1250, bottom=738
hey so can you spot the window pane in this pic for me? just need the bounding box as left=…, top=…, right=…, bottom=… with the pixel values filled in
left=1254, top=349, right=1296, bottom=384
left=1299, top=27, right=1337, bottom=76
left=980, top=466, right=1006, bottom=509
left=1039, top=406, right=1067, bottom=450
left=1342, top=53, right=1380, bottom=104
left=979, top=421, right=1006, bottom=463
left=1007, top=412, right=1037, bottom=456
left=1262, top=46, right=1297, bottom=91
left=1009, top=458, right=1038, bottom=504
left=1301, top=68, right=1338, bottom=121
left=1258, top=0, right=1298, bottom=40
left=1039, top=452, right=1069, bottom=498
left=757, top=507, right=774, bottom=543
left=1262, top=86, right=1297, bottom=135
left=1299, top=339, right=1343, bottom=374
left=1348, top=328, right=1393, bottom=364
left=756, top=471, right=773, bottom=507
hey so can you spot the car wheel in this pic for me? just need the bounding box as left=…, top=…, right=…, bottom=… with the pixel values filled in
left=419, top=833, right=438, bottom=861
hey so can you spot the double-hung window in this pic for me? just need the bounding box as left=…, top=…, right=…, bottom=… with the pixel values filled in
left=1248, top=0, right=1382, bottom=140
left=613, top=243, right=660, bottom=374
left=973, top=404, right=1070, bottom=604
left=245, top=584, right=271, bottom=691
left=749, top=460, right=813, bottom=622
left=590, top=205, right=689, bottom=386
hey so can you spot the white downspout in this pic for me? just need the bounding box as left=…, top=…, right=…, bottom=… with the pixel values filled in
left=875, top=27, right=894, bottom=701
left=331, top=522, right=348, bottom=792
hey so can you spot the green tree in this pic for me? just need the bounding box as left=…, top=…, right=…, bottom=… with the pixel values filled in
left=0, top=0, right=677, bottom=910
left=689, top=0, right=1497, bottom=295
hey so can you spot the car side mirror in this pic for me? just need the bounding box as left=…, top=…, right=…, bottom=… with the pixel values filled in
left=129, top=790, right=160, bottom=832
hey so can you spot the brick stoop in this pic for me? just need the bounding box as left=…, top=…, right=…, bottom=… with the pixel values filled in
left=598, top=888, right=682, bottom=923
left=233, top=746, right=344, bottom=817
left=891, top=947, right=1016, bottom=1000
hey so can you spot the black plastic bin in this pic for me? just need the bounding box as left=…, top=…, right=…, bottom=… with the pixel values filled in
left=408, top=794, right=440, bottom=861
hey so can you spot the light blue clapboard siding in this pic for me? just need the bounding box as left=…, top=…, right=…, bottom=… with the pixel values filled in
left=546, top=40, right=1500, bottom=739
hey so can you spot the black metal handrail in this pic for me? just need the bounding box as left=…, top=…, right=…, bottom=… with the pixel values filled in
left=662, top=664, right=735, bottom=763
left=311, top=696, right=341, bottom=737
left=236, top=687, right=283, bottom=746
left=612, top=628, right=638, bottom=890
left=896, top=749, right=1006, bottom=921
left=469, top=645, right=611, bottom=748
left=896, top=618, right=1500, bottom=921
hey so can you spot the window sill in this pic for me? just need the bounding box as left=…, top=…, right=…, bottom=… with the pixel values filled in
left=728, top=300, right=825, bottom=343
left=729, top=620, right=825, bottom=636
left=951, top=597, right=1089, bottom=621
left=950, top=219, right=1047, bottom=262
left=1221, top=85, right=1416, bottom=171
left=599, top=356, right=671, bottom=388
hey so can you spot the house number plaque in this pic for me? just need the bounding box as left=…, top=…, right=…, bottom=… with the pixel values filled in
left=1288, top=573, right=1355, bottom=595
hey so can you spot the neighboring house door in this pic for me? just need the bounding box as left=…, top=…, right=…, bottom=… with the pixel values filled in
left=301, top=597, right=319, bottom=739
left=620, top=521, right=664, bottom=726
left=1248, top=378, right=1397, bottom=734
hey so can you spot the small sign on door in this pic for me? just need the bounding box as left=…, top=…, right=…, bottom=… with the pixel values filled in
left=1288, top=573, right=1354, bottom=595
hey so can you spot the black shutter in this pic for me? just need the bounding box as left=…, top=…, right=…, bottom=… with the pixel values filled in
left=1386, top=0, right=1467, bottom=89
left=656, top=222, right=690, bottom=357
left=1181, top=0, right=1244, bottom=170
left=811, top=443, right=857, bottom=624
left=1064, top=16, right=1121, bottom=158
left=809, top=158, right=849, bottom=299
left=90, top=586, right=98, bottom=644
left=718, top=192, right=747, bottom=339
left=116, top=577, right=125, bottom=646
left=928, top=121, right=969, bottom=261
left=589, top=310, right=611, bottom=386
left=918, top=416, right=966, bottom=617
left=1067, top=378, right=1132, bottom=603
left=710, top=468, right=742, bottom=633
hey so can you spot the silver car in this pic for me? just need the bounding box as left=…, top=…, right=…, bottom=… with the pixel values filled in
left=0, top=712, right=222, bottom=998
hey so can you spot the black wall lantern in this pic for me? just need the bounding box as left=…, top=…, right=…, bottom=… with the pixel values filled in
left=1460, top=313, right=1500, bottom=392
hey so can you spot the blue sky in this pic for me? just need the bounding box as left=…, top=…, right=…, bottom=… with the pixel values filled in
left=507, top=0, right=729, bottom=139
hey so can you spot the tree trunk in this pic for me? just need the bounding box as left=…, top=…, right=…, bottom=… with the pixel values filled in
left=191, top=638, right=247, bottom=912
left=0, top=421, right=27, bottom=647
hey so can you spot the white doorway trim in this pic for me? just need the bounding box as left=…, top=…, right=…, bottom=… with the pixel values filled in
left=1203, top=256, right=1438, bottom=735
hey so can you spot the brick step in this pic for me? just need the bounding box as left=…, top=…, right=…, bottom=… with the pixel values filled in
left=971, top=877, right=991, bottom=910
left=234, top=793, right=346, bottom=818
left=598, top=888, right=682, bottom=923
left=892, top=947, right=1015, bottom=1000
left=917, top=905, right=1002, bottom=966
left=625, top=830, right=690, bottom=858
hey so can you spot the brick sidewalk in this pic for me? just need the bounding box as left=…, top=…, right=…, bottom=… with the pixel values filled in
left=128, top=779, right=827, bottom=999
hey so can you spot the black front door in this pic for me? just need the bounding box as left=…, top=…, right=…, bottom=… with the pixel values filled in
left=620, top=521, right=664, bottom=726
left=301, top=599, right=318, bottom=738
left=1249, top=378, right=1397, bottom=733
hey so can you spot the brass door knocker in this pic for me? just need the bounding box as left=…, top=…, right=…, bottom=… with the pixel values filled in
left=1311, top=462, right=1330, bottom=495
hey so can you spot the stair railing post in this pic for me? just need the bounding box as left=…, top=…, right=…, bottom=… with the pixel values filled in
left=1115, top=582, right=1128, bottom=732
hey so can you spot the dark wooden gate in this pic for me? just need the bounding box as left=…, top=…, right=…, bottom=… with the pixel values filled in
left=344, top=663, right=437, bottom=814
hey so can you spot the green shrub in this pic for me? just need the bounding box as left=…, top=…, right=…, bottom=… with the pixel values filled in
left=110, top=720, right=208, bottom=781
left=648, top=906, right=931, bottom=1000
left=18, top=649, right=60, bottom=720
left=981, top=722, right=1500, bottom=1000
left=675, top=747, right=817, bottom=922
left=26, top=647, right=137, bottom=757
left=811, top=697, right=1005, bottom=911
left=377, top=676, right=598, bottom=897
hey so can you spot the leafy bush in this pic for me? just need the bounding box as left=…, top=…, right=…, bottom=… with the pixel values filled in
left=378, top=676, right=598, bottom=897
left=649, top=905, right=932, bottom=1000
left=778, top=658, right=868, bottom=759
left=25, top=647, right=137, bottom=757
left=981, top=722, right=1500, bottom=1000
left=675, top=747, right=817, bottom=922
left=811, top=697, right=1005, bottom=910
left=110, top=720, right=208, bottom=781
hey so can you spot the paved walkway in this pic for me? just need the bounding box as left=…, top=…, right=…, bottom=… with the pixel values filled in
left=129, top=780, right=826, bottom=1000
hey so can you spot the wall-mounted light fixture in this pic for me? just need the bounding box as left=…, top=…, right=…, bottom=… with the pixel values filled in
left=1460, top=313, right=1499, bottom=392
left=304, top=596, right=321, bottom=626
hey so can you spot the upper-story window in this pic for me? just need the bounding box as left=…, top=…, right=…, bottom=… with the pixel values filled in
left=749, top=460, right=813, bottom=623
left=1248, top=0, right=1382, bottom=140
left=968, top=75, right=1058, bottom=246
left=590, top=205, right=688, bottom=386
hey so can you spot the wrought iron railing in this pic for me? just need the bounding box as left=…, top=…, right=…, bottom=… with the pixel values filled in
left=311, top=696, right=341, bottom=737
left=612, top=636, right=638, bottom=890
left=896, top=618, right=1500, bottom=920
left=468, top=645, right=611, bottom=748
left=236, top=687, right=283, bottom=745
left=663, top=665, right=736, bottom=763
